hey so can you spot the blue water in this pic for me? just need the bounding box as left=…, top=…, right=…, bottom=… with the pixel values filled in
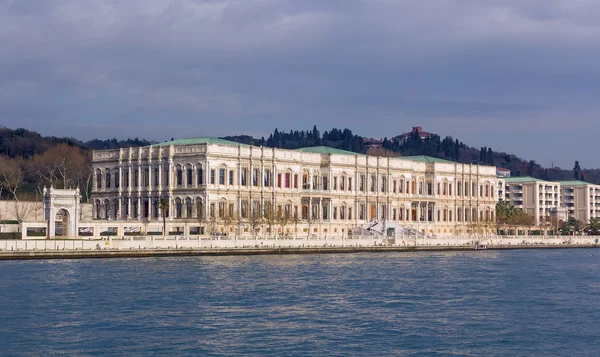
left=1, top=250, right=600, bottom=356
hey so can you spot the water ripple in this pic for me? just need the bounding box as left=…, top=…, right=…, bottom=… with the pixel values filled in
left=1, top=250, right=600, bottom=356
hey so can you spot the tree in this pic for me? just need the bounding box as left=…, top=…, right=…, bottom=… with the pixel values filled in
left=573, top=161, right=582, bottom=181
left=587, top=217, right=600, bottom=235
left=275, top=207, right=291, bottom=239
left=221, top=208, right=237, bottom=237
left=159, top=198, right=169, bottom=236
left=0, top=156, right=24, bottom=200
left=559, top=217, right=584, bottom=235
left=263, top=202, right=277, bottom=238
left=31, top=144, right=90, bottom=196
left=247, top=205, right=263, bottom=239
left=11, top=193, right=41, bottom=232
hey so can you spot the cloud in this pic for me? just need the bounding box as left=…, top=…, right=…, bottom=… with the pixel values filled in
left=1, top=0, right=600, bottom=167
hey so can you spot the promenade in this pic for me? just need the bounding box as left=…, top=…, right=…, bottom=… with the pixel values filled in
left=1, top=235, right=598, bottom=260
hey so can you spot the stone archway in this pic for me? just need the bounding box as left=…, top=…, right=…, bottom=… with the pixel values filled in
left=43, top=187, right=81, bottom=238
left=55, top=209, right=70, bottom=237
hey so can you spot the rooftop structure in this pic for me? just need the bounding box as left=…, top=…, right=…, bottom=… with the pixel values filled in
left=395, top=126, right=435, bottom=143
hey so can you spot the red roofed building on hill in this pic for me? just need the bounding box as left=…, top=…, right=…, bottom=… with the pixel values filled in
left=395, top=126, right=434, bottom=143
left=363, top=138, right=383, bottom=149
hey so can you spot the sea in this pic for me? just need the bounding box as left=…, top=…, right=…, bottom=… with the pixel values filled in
left=1, top=249, right=599, bottom=356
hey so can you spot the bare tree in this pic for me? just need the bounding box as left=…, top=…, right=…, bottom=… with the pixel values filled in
left=0, top=156, right=24, bottom=200
left=221, top=209, right=237, bottom=237
left=31, top=144, right=90, bottom=194
left=11, top=193, right=41, bottom=232
left=263, top=202, right=277, bottom=238
left=247, top=206, right=263, bottom=239
left=275, top=208, right=291, bottom=239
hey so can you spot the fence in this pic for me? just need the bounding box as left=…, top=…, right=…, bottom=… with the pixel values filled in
left=1, top=235, right=599, bottom=252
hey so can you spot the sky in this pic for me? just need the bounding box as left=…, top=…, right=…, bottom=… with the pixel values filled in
left=1, top=0, right=600, bottom=169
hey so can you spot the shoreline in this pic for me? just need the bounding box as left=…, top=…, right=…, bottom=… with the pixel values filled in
left=1, top=244, right=598, bottom=260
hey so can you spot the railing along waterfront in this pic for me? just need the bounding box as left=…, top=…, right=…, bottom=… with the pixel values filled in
left=1, top=235, right=599, bottom=253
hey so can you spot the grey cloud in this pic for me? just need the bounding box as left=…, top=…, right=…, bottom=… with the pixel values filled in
left=1, top=0, right=600, bottom=167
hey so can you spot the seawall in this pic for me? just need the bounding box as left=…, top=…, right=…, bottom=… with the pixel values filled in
left=1, top=236, right=598, bottom=260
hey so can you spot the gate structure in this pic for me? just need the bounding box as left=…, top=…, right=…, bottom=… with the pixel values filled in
left=43, top=187, right=81, bottom=238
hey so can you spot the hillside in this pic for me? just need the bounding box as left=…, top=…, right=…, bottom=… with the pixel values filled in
left=1, top=125, right=598, bottom=202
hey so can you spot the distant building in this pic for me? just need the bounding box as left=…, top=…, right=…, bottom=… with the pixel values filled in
left=558, top=180, right=600, bottom=223
left=503, top=177, right=561, bottom=227
left=363, top=138, right=383, bottom=149
left=395, top=126, right=435, bottom=143
left=496, top=168, right=511, bottom=178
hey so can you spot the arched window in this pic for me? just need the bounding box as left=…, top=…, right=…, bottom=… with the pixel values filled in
left=196, top=197, right=204, bottom=218
left=186, top=197, right=193, bottom=218
left=105, top=169, right=111, bottom=189
left=175, top=198, right=183, bottom=218
left=95, top=199, right=101, bottom=219
left=197, top=164, right=203, bottom=185
left=187, top=165, right=193, bottom=185
left=113, top=199, right=119, bottom=219
left=104, top=199, right=110, bottom=219
left=96, top=169, right=102, bottom=189
left=176, top=165, right=183, bottom=186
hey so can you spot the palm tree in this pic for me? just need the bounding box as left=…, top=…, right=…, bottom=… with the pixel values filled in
left=159, top=197, right=169, bottom=237
left=587, top=217, right=600, bottom=235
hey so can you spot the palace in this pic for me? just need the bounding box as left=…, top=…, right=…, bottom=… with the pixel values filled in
left=91, top=138, right=501, bottom=236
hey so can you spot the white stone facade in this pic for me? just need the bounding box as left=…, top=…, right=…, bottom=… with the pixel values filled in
left=91, top=139, right=501, bottom=237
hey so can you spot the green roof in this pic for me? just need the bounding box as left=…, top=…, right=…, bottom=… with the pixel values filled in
left=504, top=176, right=545, bottom=183
left=297, top=146, right=365, bottom=156
left=556, top=180, right=593, bottom=186
left=153, top=137, right=247, bottom=147
left=401, top=155, right=455, bottom=164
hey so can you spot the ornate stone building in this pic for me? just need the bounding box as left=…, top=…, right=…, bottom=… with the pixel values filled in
left=91, top=138, right=501, bottom=236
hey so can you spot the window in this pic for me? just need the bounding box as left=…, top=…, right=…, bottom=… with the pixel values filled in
left=277, top=173, right=282, bottom=188
left=219, top=169, right=225, bottom=185
left=285, top=173, right=291, bottom=188
left=229, top=170, right=234, bottom=185
left=348, top=208, right=352, bottom=220
left=322, top=176, right=328, bottom=190
left=210, top=170, right=215, bottom=184
left=340, top=206, right=346, bottom=220
left=197, top=166, right=203, bottom=185
left=96, top=170, right=102, bottom=189
left=264, top=169, right=271, bottom=187
left=253, top=169, right=259, bottom=186
left=176, top=168, right=183, bottom=186
left=381, top=177, right=386, bottom=192
left=333, top=177, right=338, bottom=190
left=360, top=175, right=365, bottom=191
left=302, top=174, right=309, bottom=189
left=133, top=169, right=139, bottom=187
left=105, top=171, right=111, bottom=188
left=294, top=174, right=298, bottom=189
left=187, top=167, right=192, bottom=185
left=348, top=177, right=352, bottom=191
left=340, top=177, right=345, bottom=191
left=115, top=171, right=120, bottom=188
left=370, top=175, right=376, bottom=192
left=333, top=207, right=338, bottom=219
left=124, top=171, right=129, bottom=188
left=241, top=168, right=247, bottom=186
